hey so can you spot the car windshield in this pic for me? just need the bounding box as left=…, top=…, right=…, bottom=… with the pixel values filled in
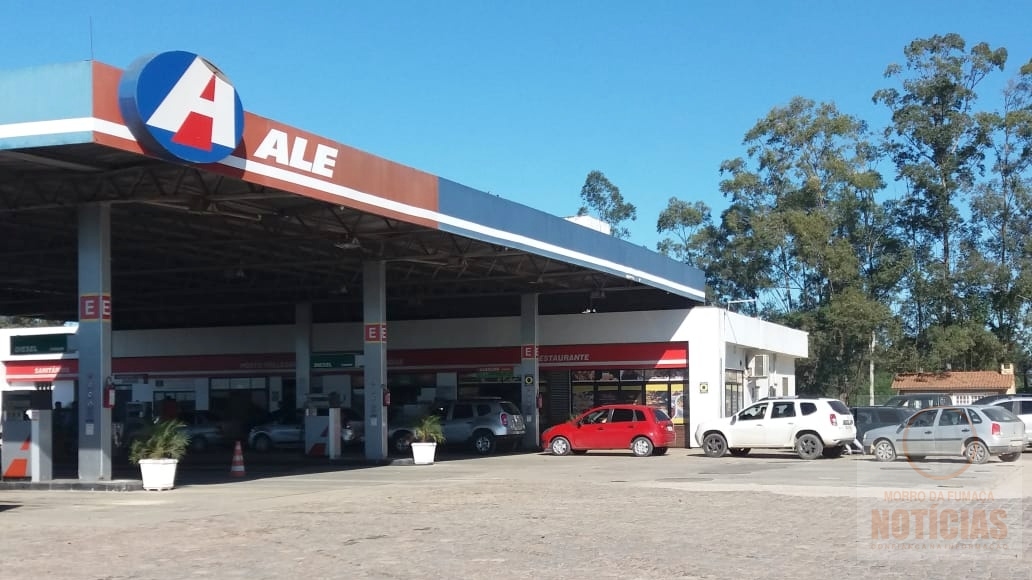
left=981, top=407, right=1021, bottom=422
left=500, top=402, right=521, bottom=415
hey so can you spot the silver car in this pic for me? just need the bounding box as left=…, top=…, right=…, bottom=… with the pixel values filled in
left=178, top=410, right=228, bottom=452
left=863, top=405, right=1027, bottom=464
left=389, top=398, right=526, bottom=455
left=249, top=408, right=360, bottom=452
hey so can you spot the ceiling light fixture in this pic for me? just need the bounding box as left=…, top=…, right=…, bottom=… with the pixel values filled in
left=334, top=238, right=362, bottom=250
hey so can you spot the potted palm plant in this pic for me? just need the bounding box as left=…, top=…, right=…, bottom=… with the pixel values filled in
left=129, top=419, right=190, bottom=490
left=411, top=414, right=445, bottom=465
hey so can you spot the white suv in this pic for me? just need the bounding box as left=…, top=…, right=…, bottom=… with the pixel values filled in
left=695, top=397, right=857, bottom=459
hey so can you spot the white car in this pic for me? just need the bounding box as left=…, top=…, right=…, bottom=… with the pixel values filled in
left=974, top=395, right=1032, bottom=448
left=695, top=397, right=857, bottom=459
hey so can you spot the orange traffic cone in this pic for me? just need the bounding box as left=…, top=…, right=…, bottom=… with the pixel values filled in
left=230, top=440, right=246, bottom=478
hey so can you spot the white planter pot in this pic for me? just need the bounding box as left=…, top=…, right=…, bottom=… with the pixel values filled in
left=411, top=442, right=437, bottom=465
left=139, top=458, right=179, bottom=491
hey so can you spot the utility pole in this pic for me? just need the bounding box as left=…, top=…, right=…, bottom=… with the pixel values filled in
left=869, top=330, right=876, bottom=406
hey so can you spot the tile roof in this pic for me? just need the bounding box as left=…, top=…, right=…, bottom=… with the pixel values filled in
left=892, top=371, right=1015, bottom=392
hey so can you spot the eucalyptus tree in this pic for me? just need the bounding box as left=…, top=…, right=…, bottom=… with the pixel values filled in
left=964, top=63, right=1032, bottom=371
left=656, top=198, right=713, bottom=268
left=873, top=34, right=1007, bottom=354
left=713, top=97, right=898, bottom=395
left=576, top=170, right=637, bottom=239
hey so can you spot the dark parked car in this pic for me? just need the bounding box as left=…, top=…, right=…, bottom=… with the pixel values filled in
left=882, top=393, right=954, bottom=410
left=850, top=406, right=914, bottom=443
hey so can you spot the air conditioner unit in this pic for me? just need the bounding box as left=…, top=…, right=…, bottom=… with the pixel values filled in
left=749, top=355, right=769, bottom=378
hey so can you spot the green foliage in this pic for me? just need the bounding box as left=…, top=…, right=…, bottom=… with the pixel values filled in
left=672, top=34, right=1032, bottom=393
left=656, top=198, right=714, bottom=268
left=577, top=170, right=637, bottom=239
left=413, top=414, right=445, bottom=444
left=129, top=420, right=190, bottom=463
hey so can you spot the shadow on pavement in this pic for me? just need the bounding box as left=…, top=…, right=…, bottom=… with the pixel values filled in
left=24, top=445, right=543, bottom=488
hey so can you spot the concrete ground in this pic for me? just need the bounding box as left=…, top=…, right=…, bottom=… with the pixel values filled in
left=1, top=448, right=1030, bottom=579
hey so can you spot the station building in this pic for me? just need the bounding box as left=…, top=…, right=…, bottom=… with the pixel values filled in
left=0, top=51, right=806, bottom=478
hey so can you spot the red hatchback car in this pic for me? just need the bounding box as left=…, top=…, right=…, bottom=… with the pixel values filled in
left=541, top=404, right=676, bottom=457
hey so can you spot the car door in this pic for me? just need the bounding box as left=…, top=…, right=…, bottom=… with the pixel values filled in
left=573, top=407, right=611, bottom=449
left=765, top=401, right=797, bottom=446
left=444, top=403, right=475, bottom=443
left=932, top=408, right=969, bottom=456
left=604, top=408, right=637, bottom=449
left=898, top=409, right=938, bottom=457
left=732, top=403, right=769, bottom=447
left=272, top=409, right=303, bottom=444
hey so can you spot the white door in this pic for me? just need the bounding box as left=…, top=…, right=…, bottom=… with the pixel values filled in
left=732, top=403, right=769, bottom=447
left=764, top=401, right=798, bottom=446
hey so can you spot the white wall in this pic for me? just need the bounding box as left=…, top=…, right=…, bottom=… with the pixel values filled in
left=682, top=308, right=723, bottom=446
left=1, top=307, right=810, bottom=447
left=114, top=325, right=295, bottom=356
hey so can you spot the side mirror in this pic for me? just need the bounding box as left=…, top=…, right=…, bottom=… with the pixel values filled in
left=896, top=424, right=904, bottom=433
left=730, top=416, right=737, bottom=425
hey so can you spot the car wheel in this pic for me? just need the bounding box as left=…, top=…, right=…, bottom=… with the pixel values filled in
left=872, top=439, right=897, bottom=462
left=252, top=434, right=272, bottom=453
left=631, top=436, right=654, bottom=457
left=821, top=446, right=845, bottom=459
left=1000, top=452, right=1021, bottom=463
left=795, top=433, right=823, bottom=460
left=190, top=435, right=208, bottom=453
left=571, top=449, right=588, bottom=455
left=549, top=436, right=572, bottom=456
left=965, top=440, right=990, bottom=464
left=702, top=433, right=728, bottom=458
left=392, top=431, right=413, bottom=455
left=653, top=447, right=668, bottom=456
left=472, top=431, right=496, bottom=455
left=729, top=448, right=750, bottom=457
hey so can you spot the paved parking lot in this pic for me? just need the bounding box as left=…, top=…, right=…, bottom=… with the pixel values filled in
left=1, top=449, right=1030, bottom=579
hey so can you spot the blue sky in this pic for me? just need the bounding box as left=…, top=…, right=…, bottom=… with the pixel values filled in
left=4, top=1, right=1032, bottom=250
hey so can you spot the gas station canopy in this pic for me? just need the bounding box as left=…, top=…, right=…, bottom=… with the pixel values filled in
left=0, top=55, right=705, bottom=329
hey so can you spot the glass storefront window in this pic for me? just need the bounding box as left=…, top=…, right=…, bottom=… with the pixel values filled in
left=724, top=369, right=745, bottom=416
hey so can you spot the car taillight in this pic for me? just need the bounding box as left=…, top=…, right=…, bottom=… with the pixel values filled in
left=664, top=422, right=674, bottom=432
left=500, top=413, right=509, bottom=427
left=992, top=423, right=1001, bottom=436
left=830, top=414, right=838, bottom=427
